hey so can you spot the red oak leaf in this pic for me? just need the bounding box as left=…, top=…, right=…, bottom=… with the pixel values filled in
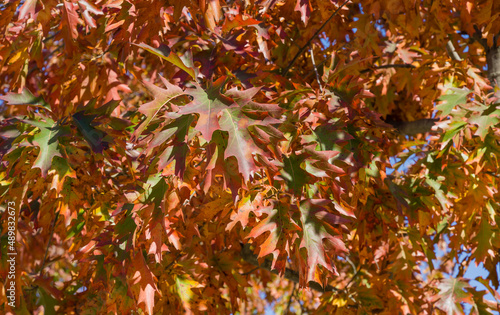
left=299, top=199, right=349, bottom=285
left=133, top=76, right=184, bottom=141
left=132, top=251, right=158, bottom=315
left=178, top=77, right=233, bottom=141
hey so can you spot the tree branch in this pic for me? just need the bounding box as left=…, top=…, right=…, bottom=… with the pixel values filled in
left=283, top=0, right=351, bottom=76
left=360, top=63, right=416, bottom=73
left=386, top=118, right=439, bottom=136
left=446, top=39, right=462, bottom=61
left=285, top=283, right=296, bottom=314
left=374, top=64, right=416, bottom=69
left=486, top=42, right=500, bottom=89
left=39, top=211, right=60, bottom=277
left=472, top=25, right=488, bottom=50
left=470, top=27, right=500, bottom=89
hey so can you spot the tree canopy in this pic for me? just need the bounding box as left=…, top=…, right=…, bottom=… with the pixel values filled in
left=1, top=0, right=500, bottom=314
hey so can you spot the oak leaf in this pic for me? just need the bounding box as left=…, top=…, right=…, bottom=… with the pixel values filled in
left=299, top=199, right=349, bottom=284
left=435, top=278, right=473, bottom=315
left=132, top=76, right=184, bottom=141
left=22, top=119, right=69, bottom=177
left=178, top=77, right=232, bottom=141
left=131, top=251, right=158, bottom=315
left=246, top=201, right=300, bottom=271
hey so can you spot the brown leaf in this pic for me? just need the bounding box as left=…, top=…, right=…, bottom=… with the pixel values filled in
left=132, top=251, right=158, bottom=315
left=62, top=1, right=79, bottom=40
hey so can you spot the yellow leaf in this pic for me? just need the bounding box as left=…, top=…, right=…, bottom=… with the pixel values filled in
left=197, top=192, right=232, bottom=220
left=8, top=49, right=24, bottom=65
left=175, top=275, right=198, bottom=303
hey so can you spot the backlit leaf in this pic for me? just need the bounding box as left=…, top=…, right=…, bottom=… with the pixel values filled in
left=131, top=251, right=158, bottom=315
left=299, top=199, right=348, bottom=284
left=436, top=88, right=470, bottom=116
left=136, top=43, right=197, bottom=80
left=21, top=119, right=69, bottom=177
left=435, top=278, right=473, bottom=315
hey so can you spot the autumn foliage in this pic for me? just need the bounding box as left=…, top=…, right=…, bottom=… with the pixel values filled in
left=1, top=0, right=500, bottom=314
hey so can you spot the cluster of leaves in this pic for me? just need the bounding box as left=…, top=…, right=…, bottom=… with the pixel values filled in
left=0, top=0, right=500, bottom=314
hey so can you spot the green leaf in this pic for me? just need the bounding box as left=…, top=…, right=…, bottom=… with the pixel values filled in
left=471, top=214, right=493, bottom=263
left=86, top=99, right=120, bottom=117
left=425, top=178, right=451, bottom=210
left=66, top=216, right=86, bottom=239
left=206, top=130, right=228, bottom=170
left=52, top=156, right=74, bottom=178
left=141, top=176, right=169, bottom=208
left=140, top=174, right=165, bottom=202
left=384, top=177, right=410, bottom=210
left=21, top=119, right=69, bottom=177
left=36, top=287, right=58, bottom=315
left=116, top=214, right=137, bottom=238
left=135, top=42, right=197, bottom=80
left=157, top=141, right=189, bottom=177
left=468, top=109, right=500, bottom=140
left=441, top=120, right=467, bottom=144
left=303, top=124, right=353, bottom=151
left=280, top=153, right=311, bottom=194
left=436, top=88, right=469, bottom=116
left=0, top=88, right=51, bottom=109
left=175, top=275, right=197, bottom=305
left=72, top=111, right=107, bottom=153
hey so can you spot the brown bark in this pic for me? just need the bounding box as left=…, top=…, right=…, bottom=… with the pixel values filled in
left=486, top=43, right=500, bottom=88
left=387, top=118, right=439, bottom=136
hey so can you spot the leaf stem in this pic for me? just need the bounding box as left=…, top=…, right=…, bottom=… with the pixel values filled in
left=241, top=266, right=259, bottom=276
left=39, top=210, right=60, bottom=277
left=309, top=46, right=323, bottom=93
left=285, top=283, right=296, bottom=314
left=164, top=252, right=182, bottom=272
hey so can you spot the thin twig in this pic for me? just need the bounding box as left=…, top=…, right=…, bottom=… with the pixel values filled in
left=304, top=59, right=328, bottom=81
left=374, top=64, right=416, bottom=69
left=164, top=252, right=182, bottom=271
left=42, top=31, right=60, bottom=43
left=344, top=266, right=361, bottom=290
left=39, top=211, right=60, bottom=277
left=360, top=63, right=416, bottom=73
left=283, top=0, right=351, bottom=76
left=241, top=266, right=260, bottom=276
left=346, top=256, right=356, bottom=272
left=309, top=46, right=323, bottom=93
left=285, top=283, right=296, bottom=314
